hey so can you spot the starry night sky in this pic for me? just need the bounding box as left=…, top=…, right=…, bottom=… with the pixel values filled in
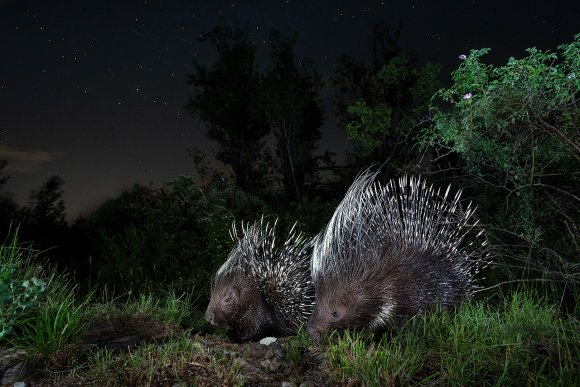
left=1, top=0, right=578, bottom=220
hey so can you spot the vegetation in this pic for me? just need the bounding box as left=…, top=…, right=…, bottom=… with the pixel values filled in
left=263, top=31, right=326, bottom=201
left=2, top=240, right=576, bottom=385
left=0, top=232, right=47, bottom=340
left=0, top=25, right=577, bottom=386
left=334, top=23, right=441, bottom=171
left=423, top=35, right=579, bottom=304
left=185, top=24, right=271, bottom=192
left=325, top=292, right=579, bottom=386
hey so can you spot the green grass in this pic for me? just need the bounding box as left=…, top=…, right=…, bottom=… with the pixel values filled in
left=284, top=324, right=311, bottom=368
left=83, top=287, right=204, bottom=331
left=15, top=276, right=91, bottom=358
left=88, top=331, right=199, bottom=385
left=0, top=230, right=47, bottom=341
left=87, top=331, right=245, bottom=386
left=325, top=291, right=579, bottom=386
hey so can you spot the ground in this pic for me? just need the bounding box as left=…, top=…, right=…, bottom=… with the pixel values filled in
left=1, top=313, right=332, bottom=386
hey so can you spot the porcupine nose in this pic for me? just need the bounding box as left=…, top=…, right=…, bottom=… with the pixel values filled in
left=307, top=323, right=322, bottom=341
left=205, top=309, right=216, bottom=325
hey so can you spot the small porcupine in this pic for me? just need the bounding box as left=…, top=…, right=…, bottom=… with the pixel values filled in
left=205, top=218, right=315, bottom=342
left=307, top=168, right=490, bottom=340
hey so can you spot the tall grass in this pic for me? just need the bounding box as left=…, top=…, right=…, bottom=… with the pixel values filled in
left=0, top=230, right=47, bottom=341
left=326, top=291, right=579, bottom=386
left=16, top=278, right=91, bottom=357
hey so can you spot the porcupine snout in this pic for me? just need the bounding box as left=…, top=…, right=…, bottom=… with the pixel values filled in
left=306, top=320, right=322, bottom=341
left=205, top=308, right=216, bottom=325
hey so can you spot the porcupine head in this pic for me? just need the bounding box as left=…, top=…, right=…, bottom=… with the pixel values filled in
left=205, top=265, right=276, bottom=342
left=306, top=260, right=401, bottom=341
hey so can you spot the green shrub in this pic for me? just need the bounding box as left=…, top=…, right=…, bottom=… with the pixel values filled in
left=422, top=35, right=579, bottom=301
left=88, top=176, right=269, bottom=301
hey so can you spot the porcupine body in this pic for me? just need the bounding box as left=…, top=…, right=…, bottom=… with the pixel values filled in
left=307, top=169, right=490, bottom=340
left=205, top=218, right=315, bottom=342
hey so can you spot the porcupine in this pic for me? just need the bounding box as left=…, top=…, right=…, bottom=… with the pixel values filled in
left=205, top=218, right=315, bottom=342
left=307, top=168, right=490, bottom=340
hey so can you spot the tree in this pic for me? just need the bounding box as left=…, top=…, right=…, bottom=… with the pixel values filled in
left=262, top=31, right=325, bottom=201
left=0, top=160, right=9, bottom=188
left=0, top=160, right=17, bottom=236
left=334, top=23, right=441, bottom=170
left=423, top=35, right=580, bottom=294
left=185, top=25, right=270, bottom=192
left=27, top=176, right=66, bottom=226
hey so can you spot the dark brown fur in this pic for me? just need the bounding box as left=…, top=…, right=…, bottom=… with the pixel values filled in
left=308, top=246, right=472, bottom=340
left=205, top=269, right=288, bottom=342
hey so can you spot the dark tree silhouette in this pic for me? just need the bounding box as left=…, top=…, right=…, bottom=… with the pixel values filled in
left=185, top=24, right=270, bottom=192
left=27, top=175, right=66, bottom=226
left=334, top=22, right=441, bottom=171
left=262, top=31, right=325, bottom=201
left=0, top=160, right=9, bottom=188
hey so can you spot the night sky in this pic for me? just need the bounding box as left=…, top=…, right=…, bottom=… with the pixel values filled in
left=1, top=0, right=578, bottom=221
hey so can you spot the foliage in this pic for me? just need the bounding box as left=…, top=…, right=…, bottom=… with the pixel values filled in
left=123, top=290, right=199, bottom=327
left=185, top=24, right=271, bottom=192
left=0, top=231, right=47, bottom=341
left=423, top=35, right=580, bottom=296
left=88, top=176, right=269, bottom=300
left=17, top=279, right=89, bottom=357
left=335, top=23, right=441, bottom=170
left=284, top=325, right=312, bottom=368
left=262, top=31, right=325, bottom=201
left=325, top=292, right=579, bottom=386
left=277, top=195, right=338, bottom=236
left=25, top=176, right=67, bottom=226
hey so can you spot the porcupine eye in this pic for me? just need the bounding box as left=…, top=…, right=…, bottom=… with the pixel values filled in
left=331, top=311, right=338, bottom=318
left=222, top=288, right=239, bottom=305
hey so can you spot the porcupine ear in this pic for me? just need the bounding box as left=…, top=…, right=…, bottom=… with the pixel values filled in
left=336, top=288, right=364, bottom=310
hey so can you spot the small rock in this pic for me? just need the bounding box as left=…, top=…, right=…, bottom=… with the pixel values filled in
left=299, top=382, right=315, bottom=387
left=259, top=337, right=277, bottom=345
left=269, top=341, right=285, bottom=359
left=233, top=357, right=257, bottom=371
left=281, top=382, right=296, bottom=387
left=1, top=361, right=29, bottom=386
left=14, top=382, right=27, bottom=387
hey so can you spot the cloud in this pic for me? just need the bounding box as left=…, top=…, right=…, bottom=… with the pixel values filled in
left=0, top=145, right=59, bottom=173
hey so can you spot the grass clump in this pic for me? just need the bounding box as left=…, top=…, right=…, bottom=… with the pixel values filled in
left=16, top=279, right=90, bottom=358
left=123, top=290, right=198, bottom=326
left=284, top=325, right=311, bottom=368
left=0, top=231, right=47, bottom=341
left=326, top=291, right=579, bottom=386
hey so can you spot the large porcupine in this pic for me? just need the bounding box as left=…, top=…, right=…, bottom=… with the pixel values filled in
left=205, top=218, right=315, bottom=342
left=307, top=169, right=490, bottom=340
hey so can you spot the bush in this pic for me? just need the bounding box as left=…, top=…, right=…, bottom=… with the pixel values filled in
left=88, top=176, right=269, bottom=303
left=422, top=35, right=580, bottom=304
